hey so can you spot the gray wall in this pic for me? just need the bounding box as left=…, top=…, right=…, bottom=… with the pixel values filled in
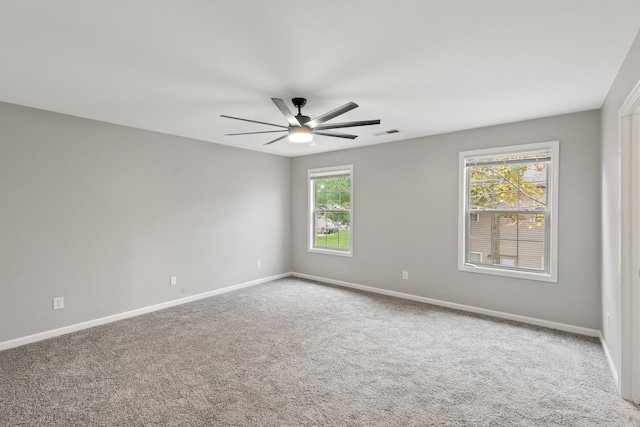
left=601, top=30, right=640, bottom=380
left=292, top=110, right=601, bottom=329
left=0, top=102, right=291, bottom=343
left=0, top=100, right=607, bottom=343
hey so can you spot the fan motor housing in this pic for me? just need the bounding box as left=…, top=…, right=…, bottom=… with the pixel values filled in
left=296, top=115, right=311, bottom=125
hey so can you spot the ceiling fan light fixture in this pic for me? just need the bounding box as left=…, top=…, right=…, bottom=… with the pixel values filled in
left=289, top=127, right=313, bottom=143
left=221, top=97, right=380, bottom=147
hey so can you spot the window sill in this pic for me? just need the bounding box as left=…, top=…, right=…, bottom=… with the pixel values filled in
left=308, top=247, right=353, bottom=258
left=458, top=263, right=557, bottom=283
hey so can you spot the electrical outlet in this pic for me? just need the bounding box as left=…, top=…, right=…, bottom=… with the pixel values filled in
left=402, top=271, right=409, bottom=280
left=256, top=260, right=261, bottom=268
left=53, top=297, right=64, bottom=310
left=170, top=276, right=177, bottom=286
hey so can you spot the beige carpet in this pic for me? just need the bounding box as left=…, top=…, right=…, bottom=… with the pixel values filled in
left=1, top=277, right=639, bottom=426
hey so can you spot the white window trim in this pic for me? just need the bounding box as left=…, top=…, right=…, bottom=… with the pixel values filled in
left=458, top=141, right=559, bottom=283
left=308, top=164, right=353, bottom=257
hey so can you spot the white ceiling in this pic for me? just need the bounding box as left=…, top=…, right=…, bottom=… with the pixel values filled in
left=1, top=1, right=639, bottom=157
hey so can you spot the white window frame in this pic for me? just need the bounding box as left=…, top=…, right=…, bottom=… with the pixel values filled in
left=458, top=141, right=559, bottom=282
left=308, top=165, right=353, bottom=257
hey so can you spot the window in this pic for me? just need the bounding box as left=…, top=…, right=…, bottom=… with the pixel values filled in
left=308, top=165, right=353, bottom=256
left=458, top=141, right=559, bottom=282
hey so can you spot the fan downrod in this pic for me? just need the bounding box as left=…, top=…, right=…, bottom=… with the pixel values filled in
left=292, top=98, right=310, bottom=124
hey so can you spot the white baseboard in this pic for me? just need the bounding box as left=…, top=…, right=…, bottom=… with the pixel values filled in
left=3, top=271, right=606, bottom=360
left=600, top=332, right=620, bottom=391
left=292, top=272, right=601, bottom=338
left=0, top=272, right=293, bottom=352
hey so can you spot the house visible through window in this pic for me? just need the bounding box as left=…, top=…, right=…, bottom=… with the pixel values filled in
left=458, top=141, right=559, bottom=282
left=470, top=252, right=482, bottom=263
left=308, top=165, right=353, bottom=256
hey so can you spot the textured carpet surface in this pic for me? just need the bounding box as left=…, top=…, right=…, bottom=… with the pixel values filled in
left=1, top=277, right=639, bottom=426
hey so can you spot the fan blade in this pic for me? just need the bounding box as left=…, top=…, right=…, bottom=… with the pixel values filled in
left=220, top=115, right=288, bottom=129
left=263, top=134, right=289, bottom=146
left=314, top=119, right=381, bottom=130
left=225, top=130, right=287, bottom=136
left=306, top=102, right=358, bottom=129
left=313, top=130, right=358, bottom=139
left=271, top=98, right=301, bottom=127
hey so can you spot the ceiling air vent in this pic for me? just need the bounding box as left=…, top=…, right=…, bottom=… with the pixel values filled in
left=373, top=129, right=400, bottom=136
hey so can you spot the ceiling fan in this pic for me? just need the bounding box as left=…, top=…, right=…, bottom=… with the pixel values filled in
left=220, top=98, right=381, bottom=146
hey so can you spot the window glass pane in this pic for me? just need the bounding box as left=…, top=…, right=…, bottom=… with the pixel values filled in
left=469, top=213, right=491, bottom=265
left=469, top=164, right=548, bottom=211
left=494, top=217, right=517, bottom=266
left=468, top=213, right=515, bottom=266
left=493, top=173, right=519, bottom=210
left=315, top=177, right=350, bottom=210
left=470, top=184, right=492, bottom=209
left=521, top=163, right=548, bottom=209
left=317, top=190, right=328, bottom=208
left=469, top=167, right=494, bottom=209
left=315, top=211, right=328, bottom=238
left=519, top=214, right=545, bottom=242
left=468, top=212, right=547, bottom=269
left=518, top=240, right=545, bottom=270
left=315, top=213, right=350, bottom=250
